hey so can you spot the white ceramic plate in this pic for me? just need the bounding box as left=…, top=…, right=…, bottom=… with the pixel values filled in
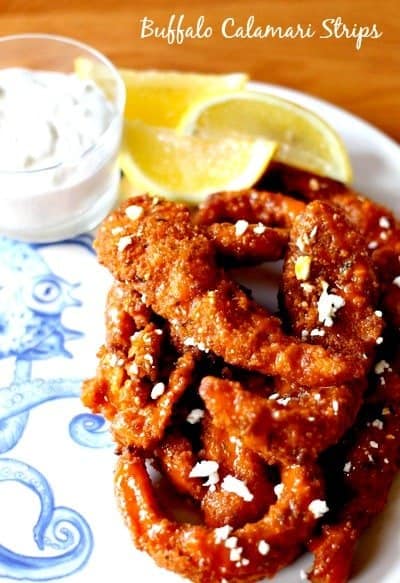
left=0, top=83, right=399, bottom=583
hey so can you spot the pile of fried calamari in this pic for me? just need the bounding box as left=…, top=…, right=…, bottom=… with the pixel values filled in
left=83, top=162, right=400, bottom=583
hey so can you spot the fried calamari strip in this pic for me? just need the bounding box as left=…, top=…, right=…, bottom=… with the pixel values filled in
left=281, top=200, right=382, bottom=361
left=116, top=451, right=324, bottom=583
left=206, top=222, right=289, bottom=265
left=258, top=161, right=348, bottom=200
left=308, top=364, right=400, bottom=583
left=82, top=281, right=198, bottom=450
left=84, top=176, right=400, bottom=583
left=94, top=195, right=362, bottom=387
left=200, top=377, right=362, bottom=465
left=156, top=418, right=275, bottom=529
left=195, top=188, right=305, bottom=227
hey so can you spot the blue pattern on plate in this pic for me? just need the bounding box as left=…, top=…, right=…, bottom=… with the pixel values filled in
left=68, top=413, right=113, bottom=449
left=0, top=236, right=110, bottom=581
left=0, top=458, right=93, bottom=580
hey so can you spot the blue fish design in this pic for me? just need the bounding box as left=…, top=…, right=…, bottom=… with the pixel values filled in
left=0, top=237, right=82, bottom=361
left=0, top=238, right=84, bottom=453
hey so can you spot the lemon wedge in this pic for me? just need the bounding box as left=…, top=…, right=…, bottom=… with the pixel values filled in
left=75, top=58, right=248, bottom=129
left=181, top=92, right=352, bottom=183
left=119, top=120, right=277, bottom=204
left=121, top=69, right=248, bottom=129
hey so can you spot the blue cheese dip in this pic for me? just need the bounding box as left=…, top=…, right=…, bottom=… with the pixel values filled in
left=0, top=68, right=114, bottom=171
left=0, top=66, right=124, bottom=242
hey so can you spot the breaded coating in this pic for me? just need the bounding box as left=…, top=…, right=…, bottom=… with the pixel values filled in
left=94, top=195, right=363, bottom=387
left=206, top=222, right=289, bottom=265
left=83, top=166, right=400, bottom=583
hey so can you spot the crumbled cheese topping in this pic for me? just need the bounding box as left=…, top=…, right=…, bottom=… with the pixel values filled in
left=379, top=216, right=390, bottom=229
left=189, top=460, right=219, bottom=491
left=229, top=547, right=243, bottom=562
left=274, top=483, right=284, bottom=499
left=368, top=240, right=378, bottom=249
left=332, top=399, right=339, bottom=414
left=144, top=353, right=153, bottom=364
left=186, top=409, right=205, bottom=424
left=117, top=235, right=132, bottom=252
left=189, top=460, right=219, bottom=478
left=214, top=525, right=233, bottom=543
left=224, top=536, right=238, bottom=549
left=276, top=396, right=291, bottom=406
left=253, top=222, right=267, bottom=234
left=310, top=328, right=325, bottom=337
left=308, top=499, right=329, bottom=518
left=111, top=226, right=123, bottom=235
left=221, top=534, right=244, bottom=563
left=257, top=540, right=270, bottom=556
left=295, top=255, right=312, bottom=281
left=374, top=310, right=383, bottom=317
left=393, top=276, right=400, bottom=288
left=296, top=227, right=317, bottom=253
left=125, top=204, right=144, bottom=221
left=343, top=462, right=352, bottom=473
left=150, top=382, right=165, bottom=399
left=221, top=475, right=254, bottom=502
left=370, top=440, right=379, bottom=449
left=301, top=282, right=314, bottom=294
left=374, top=360, right=391, bottom=375
left=235, top=219, right=249, bottom=236
left=372, top=419, right=384, bottom=430
left=376, top=336, right=383, bottom=345
left=183, top=337, right=209, bottom=353
left=317, top=281, right=345, bottom=327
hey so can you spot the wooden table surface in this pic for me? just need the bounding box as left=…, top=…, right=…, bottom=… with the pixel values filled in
left=1, top=0, right=399, bottom=142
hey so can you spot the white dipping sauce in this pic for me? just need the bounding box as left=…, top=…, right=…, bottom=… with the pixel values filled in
left=0, top=68, right=114, bottom=171
left=0, top=67, right=124, bottom=242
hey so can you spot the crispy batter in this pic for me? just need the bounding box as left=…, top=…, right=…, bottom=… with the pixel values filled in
left=206, top=222, right=289, bottom=265
left=82, top=281, right=197, bottom=450
left=195, top=188, right=305, bottom=227
left=200, top=377, right=362, bottom=465
left=84, top=170, right=400, bottom=583
left=309, top=361, right=400, bottom=583
left=116, top=452, right=324, bottom=583
left=281, top=200, right=382, bottom=359
left=258, top=161, right=347, bottom=200
left=94, top=195, right=362, bottom=387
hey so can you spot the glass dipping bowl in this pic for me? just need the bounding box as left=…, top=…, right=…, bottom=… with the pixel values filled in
left=0, top=34, right=125, bottom=242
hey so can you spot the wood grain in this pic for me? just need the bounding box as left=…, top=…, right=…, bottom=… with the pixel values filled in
left=1, top=0, right=399, bottom=141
